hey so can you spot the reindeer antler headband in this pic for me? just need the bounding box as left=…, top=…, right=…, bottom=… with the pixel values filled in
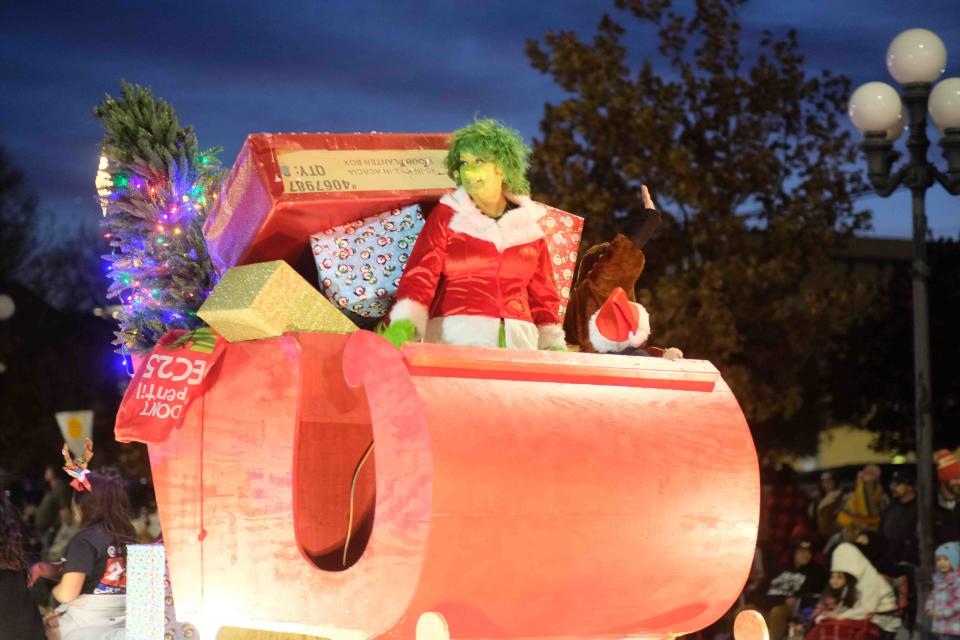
left=62, top=439, right=94, bottom=493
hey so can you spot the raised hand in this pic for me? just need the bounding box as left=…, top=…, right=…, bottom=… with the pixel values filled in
left=641, top=185, right=655, bottom=210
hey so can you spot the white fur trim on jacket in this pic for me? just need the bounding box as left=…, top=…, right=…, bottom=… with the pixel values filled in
left=388, top=298, right=429, bottom=338
left=537, top=323, right=567, bottom=350
left=443, top=187, right=546, bottom=252
left=587, top=302, right=651, bottom=354
left=424, top=315, right=540, bottom=350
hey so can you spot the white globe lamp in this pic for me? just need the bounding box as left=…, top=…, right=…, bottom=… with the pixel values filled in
left=0, top=294, right=14, bottom=321
left=929, top=77, right=960, bottom=131
left=886, top=28, right=947, bottom=84
left=849, top=82, right=903, bottom=132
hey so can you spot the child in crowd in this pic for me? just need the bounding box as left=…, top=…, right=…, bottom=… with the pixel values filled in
left=790, top=571, right=856, bottom=639
left=811, top=571, right=858, bottom=623
left=926, top=542, right=960, bottom=640
left=806, top=542, right=901, bottom=639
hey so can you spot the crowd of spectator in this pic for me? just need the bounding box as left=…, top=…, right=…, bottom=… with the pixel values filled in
left=0, top=462, right=159, bottom=640
left=731, top=449, right=960, bottom=640
left=6, top=447, right=960, bottom=640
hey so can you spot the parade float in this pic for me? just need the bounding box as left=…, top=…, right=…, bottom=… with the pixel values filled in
left=98, top=87, right=760, bottom=640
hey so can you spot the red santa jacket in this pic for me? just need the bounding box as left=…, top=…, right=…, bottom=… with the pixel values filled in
left=389, top=188, right=566, bottom=349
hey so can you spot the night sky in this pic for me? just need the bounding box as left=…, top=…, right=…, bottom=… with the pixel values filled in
left=2, top=0, right=959, bottom=248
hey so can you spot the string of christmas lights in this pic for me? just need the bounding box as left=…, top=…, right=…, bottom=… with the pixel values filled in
left=94, top=82, right=223, bottom=355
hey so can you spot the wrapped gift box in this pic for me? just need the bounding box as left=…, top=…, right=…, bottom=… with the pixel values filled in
left=311, top=203, right=425, bottom=320
left=125, top=544, right=196, bottom=640
left=197, top=260, right=357, bottom=342
left=203, top=133, right=454, bottom=273
left=125, top=544, right=166, bottom=640
left=540, top=207, right=584, bottom=319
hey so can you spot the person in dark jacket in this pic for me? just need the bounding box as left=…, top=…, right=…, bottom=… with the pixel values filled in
left=762, top=538, right=829, bottom=640
left=878, top=470, right=919, bottom=573
left=934, top=450, right=960, bottom=546
left=0, top=486, right=45, bottom=640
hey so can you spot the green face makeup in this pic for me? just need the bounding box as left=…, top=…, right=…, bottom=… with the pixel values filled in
left=458, top=151, right=504, bottom=204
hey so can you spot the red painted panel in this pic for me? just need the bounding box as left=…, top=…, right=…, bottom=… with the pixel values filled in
left=138, top=332, right=758, bottom=639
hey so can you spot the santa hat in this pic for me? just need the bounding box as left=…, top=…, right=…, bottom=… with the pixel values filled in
left=588, top=287, right=650, bottom=354
left=935, top=449, right=960, bottom=482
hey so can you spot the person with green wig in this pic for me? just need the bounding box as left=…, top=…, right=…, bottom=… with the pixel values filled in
left=383, top=119, right=567, bottom=350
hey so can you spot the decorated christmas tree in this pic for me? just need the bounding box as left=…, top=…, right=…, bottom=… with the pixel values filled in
left=94, top=82, right=223, bottom=355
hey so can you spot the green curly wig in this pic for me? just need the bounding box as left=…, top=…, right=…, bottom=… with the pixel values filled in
left=445, top=119, right=531, bottom=195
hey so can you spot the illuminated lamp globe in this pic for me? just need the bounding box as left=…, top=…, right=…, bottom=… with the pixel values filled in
left=849, top=82, right=903, bottom=133
left=929, top=78, right=960, bottom=130
left=886, top=104, right=908, bottom=141
left=886, top=28, right=947, bottom=84
left=0, top=294, right=14, bottom=321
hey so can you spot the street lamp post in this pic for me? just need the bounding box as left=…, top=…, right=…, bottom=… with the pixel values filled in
left=849, top=28, right=960, bottom=635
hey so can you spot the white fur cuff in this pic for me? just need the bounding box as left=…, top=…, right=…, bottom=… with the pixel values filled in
left=537, top=323, right=567, bottom=350
left=388, top=298, right=429, bottom=338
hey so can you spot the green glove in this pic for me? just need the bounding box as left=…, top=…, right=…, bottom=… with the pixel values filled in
left=377, top=319, right=417, bottom=349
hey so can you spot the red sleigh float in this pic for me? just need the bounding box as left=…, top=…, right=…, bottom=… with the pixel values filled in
left=116, top=133, right=760, bottom=640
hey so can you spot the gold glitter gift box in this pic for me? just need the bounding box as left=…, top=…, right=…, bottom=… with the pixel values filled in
left=198, top=260, right=357, bottom=342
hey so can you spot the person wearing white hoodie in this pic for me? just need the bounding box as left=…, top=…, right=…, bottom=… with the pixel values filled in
left=825, top=542, right=902, bottom=636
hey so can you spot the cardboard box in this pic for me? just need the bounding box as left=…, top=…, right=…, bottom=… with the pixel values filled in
left=203, top=133, right=454, bottom=274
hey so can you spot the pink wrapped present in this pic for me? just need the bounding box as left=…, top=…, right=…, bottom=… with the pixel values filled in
left=539, top=207, right=584, bottom=321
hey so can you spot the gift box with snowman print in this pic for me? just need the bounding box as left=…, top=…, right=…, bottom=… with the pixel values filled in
left=310, top=203, right=425, bottom=323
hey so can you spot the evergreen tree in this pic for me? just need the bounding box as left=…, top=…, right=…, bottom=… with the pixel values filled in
left=526, top=0, right=877, bottom=451
left=94, top=82, right=223, bottom=354
left=0, top=145, right=37, bottom=285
